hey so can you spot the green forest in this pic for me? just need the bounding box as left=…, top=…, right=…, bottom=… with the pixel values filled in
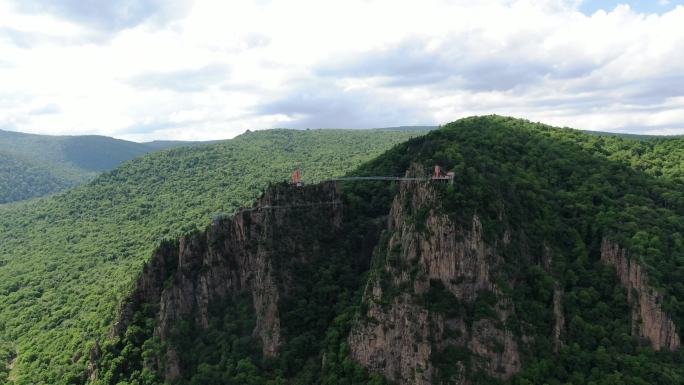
left=0, top=128, right=422, bottom=385
left=0, top=129, right=194, bottom=203
left=82, top=117, right=684, bottom=385
left=343, top=116, right=684, bottom=384
left=0, top=150, right=77, bottom=204
left=3, top=117, right=684, bottom=384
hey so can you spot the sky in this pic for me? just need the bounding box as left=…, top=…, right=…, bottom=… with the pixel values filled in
left=0, top=0, right=683, bottom=141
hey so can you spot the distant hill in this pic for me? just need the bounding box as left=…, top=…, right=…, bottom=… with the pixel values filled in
left=140, top=140, right=202, bottom=150
left=0, top=129, right=195, bottom=203
left=582, top=130, right=681, bottom=140
left=375, top=125, right=436, bottom=132
left=0, top=150, right=75, bottom=203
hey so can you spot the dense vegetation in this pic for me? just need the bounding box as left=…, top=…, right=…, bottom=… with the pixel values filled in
left=92, top=188, right=386, bottom=385
left=0, top=151, right=76, bottom=204
left=5, top=116, right=684, bottom=384
left=87, top=116, right=684, bottom=385
left=0, top=128, right=423, bottom=385
left=343, top=116, right=684, bottom=384
left=89, top=175, right=395, bottom=385
left=0, top=129, right=193, bottom=203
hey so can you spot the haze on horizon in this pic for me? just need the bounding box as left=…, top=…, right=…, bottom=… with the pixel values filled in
left=0, top=0, right=683, bottom=141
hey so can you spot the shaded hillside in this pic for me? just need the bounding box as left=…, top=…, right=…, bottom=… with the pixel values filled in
left=89, top=182, right=369, bottom=385
left=0, top=151, right=75, bottom=203
left=0, top=129, right=193, bottom=203
left=88, top=116, right=684, bottom=385
left=0, top=128, right=423, bottom=384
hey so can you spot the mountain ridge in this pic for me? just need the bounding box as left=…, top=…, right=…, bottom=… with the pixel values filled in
left=82, top=116, right=684, bottom=384
left=3, top=117, right=684, bottom=384
left=0, top=129, right=200, bottom=203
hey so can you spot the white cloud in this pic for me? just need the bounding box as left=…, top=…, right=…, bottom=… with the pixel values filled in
left=0, top=0, right=683, bottom=140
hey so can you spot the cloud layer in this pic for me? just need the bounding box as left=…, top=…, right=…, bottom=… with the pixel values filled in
left=0, top=0, right=683, bottom=140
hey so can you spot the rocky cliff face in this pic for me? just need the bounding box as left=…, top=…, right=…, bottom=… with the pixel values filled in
left=601, top=239, right=680, bottom=351
left=349, top=171, right=521, bottom=384
left=99, top=182, right=344, bottom=381
left=88, top=168, right=684, bottom=384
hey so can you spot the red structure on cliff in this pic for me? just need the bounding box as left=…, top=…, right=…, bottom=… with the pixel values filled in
left=292, top=169, right=303, bottom=187
left=432, top=165, right=455, bottom=183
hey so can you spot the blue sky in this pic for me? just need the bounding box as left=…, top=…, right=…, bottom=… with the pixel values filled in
left=0, top=0, right=683, bottom=140
left=580, top=0, right=684, bottom=15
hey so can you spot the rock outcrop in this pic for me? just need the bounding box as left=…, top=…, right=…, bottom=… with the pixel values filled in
left=88, top=168, right=684, bottom=385
left=552, top=286, right=565, bottom=353
left=543, top=246, right=565, bottom=353
left=349, top=169, right=521, bottom=384
left=99, top=182, right=344, bottom=381
left=601, top=239, right=680, bottom=351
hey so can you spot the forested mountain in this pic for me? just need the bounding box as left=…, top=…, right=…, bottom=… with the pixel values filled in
left=373, top=126, right=436, bottom=132
left=583, top=130, right=681, bottom=140
left=0, top=129, right=194, bottom=203
left=3, top=117, right=684, bottom=385
left=85, top=116, right=684, bottom=385
left=0, top=151, right=76, bottom=204
left=0, top=128, right=423, bottom=384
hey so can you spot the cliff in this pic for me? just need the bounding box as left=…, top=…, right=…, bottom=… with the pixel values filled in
left=601, top=239, right=680, bottom=351
left=88, top=170, right=684, bottom=385
left=82, top=117, right=684, bottom=385
left=95, top=182, right=345, bottom=381
left=349, top=169, right=521, bottom=384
